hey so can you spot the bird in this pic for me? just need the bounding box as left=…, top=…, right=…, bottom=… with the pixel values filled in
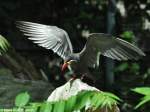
left=16, top=21, right=145, bottom=80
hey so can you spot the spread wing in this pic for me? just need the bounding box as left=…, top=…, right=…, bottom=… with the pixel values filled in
left=16, top=21, right=73, bottom=60
left=79, top=33, right=145, bottom=67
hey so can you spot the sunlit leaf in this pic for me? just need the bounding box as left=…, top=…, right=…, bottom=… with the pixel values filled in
left=120, top=31, right=134, bottom=42
left=53, top=101, right=65, bottom=112
left=134, top=96, right=150, bottom=109
left=29, top=102, right=42, bottom=112
left=15, top=92, right=30, bottom=107
left=0, top=35, right=10, bottom=54
left=40, top=102, right=52, bottom=112
left=74, top=91, right=93, bottom=110
left=65, top=95, right=76, bottom=112
left=132, top=87, right=150, bottom=109
left=91, top=93, right=105, bottom=110
left=132, top=87, right=150, bottom=95
left=102, top=92, right=122, bottom=102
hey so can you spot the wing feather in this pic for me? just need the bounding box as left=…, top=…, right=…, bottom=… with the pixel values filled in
left=80, top=33, right=145, bottom=67
left=16, top=21, right=73, bottom=59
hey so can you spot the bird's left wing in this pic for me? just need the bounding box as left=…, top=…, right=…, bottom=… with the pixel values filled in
left=79, top=33, right=145, bottom=67
left=16, top=21, right=73, bottom=60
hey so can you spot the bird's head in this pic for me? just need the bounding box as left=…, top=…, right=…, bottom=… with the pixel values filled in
left=61, top=60, right=77, bottom=72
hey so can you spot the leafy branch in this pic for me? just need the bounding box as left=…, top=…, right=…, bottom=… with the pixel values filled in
left=132, top=87, right=150, bottom=109
left=0, top=35, right=10, bottom=55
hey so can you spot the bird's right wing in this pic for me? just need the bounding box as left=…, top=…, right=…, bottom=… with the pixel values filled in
left=79, top=33, right=145, bottom=67
left=16, top=21, right=73, bottom=60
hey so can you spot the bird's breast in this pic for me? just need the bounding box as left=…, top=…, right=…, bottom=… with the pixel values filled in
left=70, top=61, right=88, bottom=75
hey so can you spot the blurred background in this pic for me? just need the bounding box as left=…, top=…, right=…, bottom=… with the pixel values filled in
left=0, top=0, right=149, bottom=111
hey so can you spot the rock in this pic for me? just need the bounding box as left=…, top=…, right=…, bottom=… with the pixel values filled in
left=47, top=79, right=120, bottom=112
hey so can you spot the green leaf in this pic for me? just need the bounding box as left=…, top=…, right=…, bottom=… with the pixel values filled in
left=121, top=31, right=134, bottom=39
left=132, top=87, right=150, bottom=109
left=30, top=106, right=40, bottom=112
left=40, top=102, right=52, bottom=112
left=90, top=92, right=121, bottom=110
left=30, top=102, right=42, bottom=107
left=53, top=101, right=65, bottom=112
left=74, top=91, right=93, bottom=110
left=65, top=95, right=77, bottom=112
left=91, top=93, right=105, bottom=109
left=120, top=31, right=134, bottom=42
left=0, top=35, right=10, bottom=54
left=102, top=92, right=122, bottom=102
left=30, top=102, right=42, bottom=112
left=102, top=97, right=117, bottom=109
left=135, top=96, right=150, bottom=109
left=15, top=92, right=30, bottom=107
left=132, top=87, right=150, bottom=95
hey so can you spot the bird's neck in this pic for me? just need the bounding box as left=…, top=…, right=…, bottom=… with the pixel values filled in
left=70, top=53, right=80, bottom=61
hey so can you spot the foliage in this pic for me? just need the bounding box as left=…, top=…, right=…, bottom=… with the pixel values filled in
left=120, top=31, right=135, bottom=43
left=15, top=92, right=30, bottom=107
left=0, top=35, right=10, bottom=55
left=114, top=62, right=140, bottom=75
left=10, top=90, right=121, bottom=112
left=132, top=87, right=150, bottom=109
left=0, top=79, right=121, bottom=111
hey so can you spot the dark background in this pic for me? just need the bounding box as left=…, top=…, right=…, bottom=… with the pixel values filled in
left=0, top=0, right=150, bottom=111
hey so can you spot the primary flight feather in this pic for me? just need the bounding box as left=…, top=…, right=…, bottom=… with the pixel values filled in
left=16, top=21, right=73, bottom=60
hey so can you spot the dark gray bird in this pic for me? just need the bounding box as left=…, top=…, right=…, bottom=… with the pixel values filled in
left=16, top=21, right=145, bottom=79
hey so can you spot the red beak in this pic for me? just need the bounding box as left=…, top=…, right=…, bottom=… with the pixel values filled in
left=61, top=62, right=68, bottom=72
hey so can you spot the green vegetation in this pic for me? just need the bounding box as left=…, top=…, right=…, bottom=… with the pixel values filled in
left=120, top=31, right=135, bottom=43
left=3, top=87, right=150, bottom=112
left=132, top=87, right=150, bottom=109
left=5, top=91, right=121, bottom=112
left=15, top=92, right=30, bottom=107
left=0, top=35, right=10, bottom=55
